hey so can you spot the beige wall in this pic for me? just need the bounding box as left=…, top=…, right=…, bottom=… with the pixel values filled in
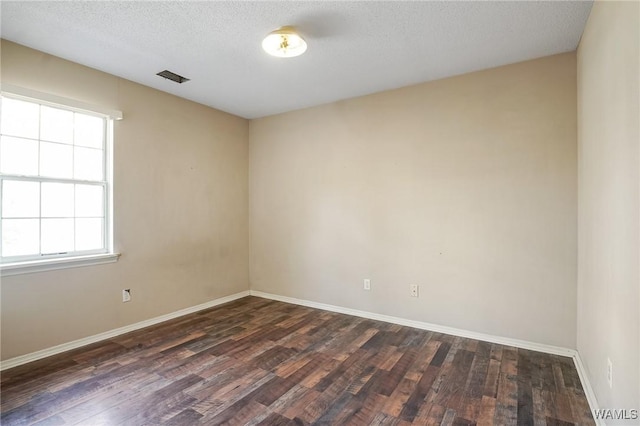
left=0, top=37, right=592, bottom=363
left=250, top=53, right=578, bottom=348
left=577, top=0, right=640, bottom=414
left=0, top=40, right=250, bottom=360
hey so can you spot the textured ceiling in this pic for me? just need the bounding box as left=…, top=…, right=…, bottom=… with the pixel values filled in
left=1, top=1, right=593, bottom=119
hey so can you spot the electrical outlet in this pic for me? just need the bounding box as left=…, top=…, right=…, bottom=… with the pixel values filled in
left=410, top=284, right=419, bottom=297
left=607, top=358, right=612, bottom=388
left=363, top=279, right=371, bottom=291
left=122, top=289, right=131, bottom=303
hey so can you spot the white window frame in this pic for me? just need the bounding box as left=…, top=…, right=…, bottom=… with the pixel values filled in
left=0, top=84, right=122, bottom=276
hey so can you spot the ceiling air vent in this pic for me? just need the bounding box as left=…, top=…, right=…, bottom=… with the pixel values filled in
left=156, top=70, right=190, bottom=84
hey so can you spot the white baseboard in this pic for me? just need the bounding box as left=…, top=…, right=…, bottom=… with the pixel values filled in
left=0, top=290, right=250, bottom=371
left=250, top=290, right=576, bottom=357
left=250, top=290, right=601, bottom=424
left=573, top=352, right=604, bottom=425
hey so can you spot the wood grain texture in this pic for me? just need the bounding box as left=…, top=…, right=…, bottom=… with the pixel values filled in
left=1, top=297, right=595, bottom=425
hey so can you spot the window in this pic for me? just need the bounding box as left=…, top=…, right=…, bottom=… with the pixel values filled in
left=0, top=86, right=121, bottom=275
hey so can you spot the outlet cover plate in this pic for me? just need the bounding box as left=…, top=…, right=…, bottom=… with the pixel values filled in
left=363, top=279, right=371, bottom=291
left=410, top=284, right=419, bottom=297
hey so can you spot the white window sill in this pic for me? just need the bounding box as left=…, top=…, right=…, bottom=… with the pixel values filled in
left=1, top=253, right=121, bottom=277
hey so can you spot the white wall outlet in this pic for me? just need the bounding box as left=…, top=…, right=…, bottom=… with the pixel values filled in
left=122, top=289, right=131, bottom=303
left=363, top=279, right=371, bottom=291
left=607, top=358, right=612, bottom=388
left=410, top=284, right=419, bottom=297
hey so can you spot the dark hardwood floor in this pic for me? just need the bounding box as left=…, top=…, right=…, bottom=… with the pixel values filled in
left=1, top=296, right=595, bottom=425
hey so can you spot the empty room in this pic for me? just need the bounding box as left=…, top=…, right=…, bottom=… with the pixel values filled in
left=0, top=1, right=638, bottom=425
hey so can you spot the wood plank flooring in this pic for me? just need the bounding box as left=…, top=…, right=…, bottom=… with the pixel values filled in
left=1, top=296, right=595, bottom=425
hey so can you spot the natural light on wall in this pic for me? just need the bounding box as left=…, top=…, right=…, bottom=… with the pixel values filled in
left=0, top=86, right=122, bottom=275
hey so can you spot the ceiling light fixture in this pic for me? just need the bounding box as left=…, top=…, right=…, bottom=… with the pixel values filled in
left=262, top=26, right=307, bottom=58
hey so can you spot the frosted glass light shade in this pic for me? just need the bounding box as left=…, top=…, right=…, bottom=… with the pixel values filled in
left=262, top=27, right=307, bottom=58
